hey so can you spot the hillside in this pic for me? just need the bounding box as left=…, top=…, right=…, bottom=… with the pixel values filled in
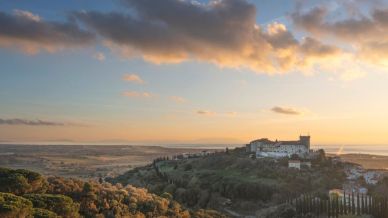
left=0, top=167, right=226, bottom=218
left=109, top=148, right=347, bottom=216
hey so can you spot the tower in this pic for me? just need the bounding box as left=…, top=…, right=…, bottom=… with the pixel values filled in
left=299, top=135, right=310, bottom=150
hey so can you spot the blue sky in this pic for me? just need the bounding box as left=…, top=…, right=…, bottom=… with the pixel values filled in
left=1, top=0, right=388, bottom=145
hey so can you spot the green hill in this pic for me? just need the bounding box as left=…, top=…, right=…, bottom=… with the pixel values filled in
left=108, top=148, right=347, bottom=216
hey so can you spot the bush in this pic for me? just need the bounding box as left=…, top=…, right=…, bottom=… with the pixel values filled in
left=0, top=192, right=33, bottom=218
left=32, top=208, right=60, bottom=218
left=24, top=193, right=80, bottom=218
left=0, top=168, right=47, bottom=195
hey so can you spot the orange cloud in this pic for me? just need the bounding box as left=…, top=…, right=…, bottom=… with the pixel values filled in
left=123, top=74, right=145, bottom=84
left=74, top=0, right=342, bottom=74
left=123, top=91, right=153, bottom=98
left=291, top=4, right=388, bottom=67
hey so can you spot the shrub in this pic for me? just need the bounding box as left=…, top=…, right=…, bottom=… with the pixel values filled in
left=24, top=193, right=80, bottom=218
left=0, top=168, right=47, bottom=195
left=32, top=208, right=60, bottom=218
left=0, top=192, right=33, bottom=218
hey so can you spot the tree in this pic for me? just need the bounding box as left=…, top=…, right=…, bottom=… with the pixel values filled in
left=0, top=192, right=33, bottom=218
left=0, top=168, right=47, bottom=195
left=24, top=194, right=80, bottom=218
left=32, top=208, right=60, bottom=218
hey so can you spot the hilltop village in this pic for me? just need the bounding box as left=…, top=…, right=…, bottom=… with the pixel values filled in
left=122, top=135, right=388, bottom=217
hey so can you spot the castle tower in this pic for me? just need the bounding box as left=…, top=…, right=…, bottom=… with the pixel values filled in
left=299, top=135, right=310, bottom=150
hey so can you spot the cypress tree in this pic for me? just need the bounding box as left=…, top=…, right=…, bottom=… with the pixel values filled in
left=351, top=192, right=355, bottom=215
left=361, top=194, right=365, bottom=214
left=348, top=193, right=351, bottom=215
left=334, top=196, right=338, bottom=218
left=328, top=198, right=331, bottom=218
left=343, top=191, right=347, bottom=215
left=317, top=198, right=320, bottom=217
left=357, top=193, right=361, bottom=215
left=323, top=200, right=329, bottom=215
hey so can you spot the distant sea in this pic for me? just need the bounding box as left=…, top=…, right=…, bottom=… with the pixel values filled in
left=162, top=144, right=388, bottom=156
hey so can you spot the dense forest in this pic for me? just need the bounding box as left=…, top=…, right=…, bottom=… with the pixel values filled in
left=0, top=167, right=226, bottom=218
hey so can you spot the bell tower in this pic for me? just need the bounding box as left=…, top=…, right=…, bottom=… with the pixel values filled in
left=299, top=135, right=310, bottom=150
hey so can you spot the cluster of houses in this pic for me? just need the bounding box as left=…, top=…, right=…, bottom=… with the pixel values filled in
left=345, top=165, right=385, bottom=185
left=329, top=158, right=387, bottom=198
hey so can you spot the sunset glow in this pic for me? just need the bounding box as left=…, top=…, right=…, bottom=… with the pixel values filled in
left=1, top=0, right=388, bottom=146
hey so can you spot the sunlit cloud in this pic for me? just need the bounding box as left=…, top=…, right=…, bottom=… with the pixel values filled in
left=123, top=91, right=153, bottom=98
left=14, top=9, right=41, bottom=22
left=123, top=74, right=145, bottom=84
left=291, top=2, right=388, bottom=68
left=196, top=110, right=238, bottom=117
left=0, top=0, right=386, bottom=78
left=74, top=0, right=343, bottom=74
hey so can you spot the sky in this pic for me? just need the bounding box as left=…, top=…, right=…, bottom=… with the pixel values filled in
left=1, top=0, right=388, bottom=145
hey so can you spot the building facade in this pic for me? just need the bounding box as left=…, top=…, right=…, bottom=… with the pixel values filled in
left=246, top=135, right=310, bottom=158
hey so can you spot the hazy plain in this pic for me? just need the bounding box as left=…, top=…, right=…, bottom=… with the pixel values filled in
left=0, top=144, right=207, bottom=179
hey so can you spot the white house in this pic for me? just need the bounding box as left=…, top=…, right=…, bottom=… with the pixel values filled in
left=288, top=160, right=301, bottom=169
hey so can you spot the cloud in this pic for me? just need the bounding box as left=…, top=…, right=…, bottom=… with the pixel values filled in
left=0, top=118, right=82, bottom=126
left=271, top=106, right=303, bottom=115
left=93, top=52, right=105, bottom=61
left=170, top=96, right=187, bottom=104
left=196, top=110, right=216, bottom=116
left=291, top=3, right=388, bottom=66
left=123, top=91, right=153, bottom=98
left=14, top=9, right=41, bottom=22
left=2, top=1, right=384, bottom=77
left=0, top=10, right=95, bottom=54
left=73, top=0, right=341, bottom=74
left=123, top=74, right=145, bottom=84
left=196, top=110, right=237, bottom=117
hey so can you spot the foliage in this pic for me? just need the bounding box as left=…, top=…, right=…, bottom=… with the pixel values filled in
left=0, top=167, right=47, bottom=195
left=24, top=193, right=80, bottom=217
left=0, top=192, right=33, bottom=218
left=0, top=167, right=224, bottom=218
left=32, top=208, right=60, bottom=218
